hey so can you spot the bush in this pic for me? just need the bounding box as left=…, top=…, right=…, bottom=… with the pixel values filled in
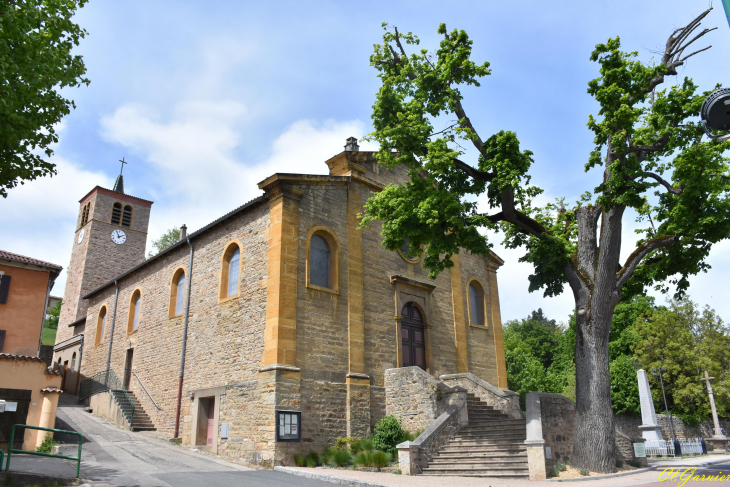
left=305, top=452, right=320, bottom=468
left=372, top=451, right=390, bottom=470
left=323, top=448, right=337, bottom=464
left=36, top=433, right=57, bottom=453
left=373, top=415, right=407, bottom=457
left=353, top=450, right=373, bottom=467
left=352, top=437, right=374, bottom=453
left=333, top=449, right=351, bottom=467
left=554, top=461, right=567, bottom=472
left=335, top=437, right=354, bottom=450
left=548, top=466, right=559, bottom=478
left=616, top=459, right=624, bottom=468
left=293, top=453, right=306, bottom=467
left=627, top=459, right=642, bottom=468
left=580, top=469, right=590, bottom=476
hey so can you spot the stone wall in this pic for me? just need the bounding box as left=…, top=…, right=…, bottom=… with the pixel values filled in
left=385, top=366, right=467, bottom=433
left=440, top=372, right=522, bottom=419
left=615, top=413, right=730, bottom=440
left=397, top=405, right=465, bottom=475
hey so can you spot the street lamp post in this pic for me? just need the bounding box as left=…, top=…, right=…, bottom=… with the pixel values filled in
left=652, top=367, right=681, bottom=456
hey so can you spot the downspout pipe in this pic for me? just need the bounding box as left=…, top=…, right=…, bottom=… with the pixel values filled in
left=174, top=237, right=194, bottom=439
left=104, top=281, right=120, bottom=388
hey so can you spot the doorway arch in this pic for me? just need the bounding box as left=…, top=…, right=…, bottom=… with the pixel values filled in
left=401, top=302, right=426, bottom=370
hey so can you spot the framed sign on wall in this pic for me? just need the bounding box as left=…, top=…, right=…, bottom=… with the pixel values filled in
left=276, top=411, right=301, bottom=442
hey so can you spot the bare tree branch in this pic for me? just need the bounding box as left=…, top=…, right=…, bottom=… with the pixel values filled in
left=453, top=158, right=494, bottom=182
left=616, top=235, right=679, bottom=289
left=641, top=171, right=684, bottom=194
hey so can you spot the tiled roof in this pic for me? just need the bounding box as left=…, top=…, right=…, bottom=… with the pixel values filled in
left=0, top=250, right=62, bottom=270
left=0, top=353, right=61, bottom=375
left=41, top=387, right=63, bottom=394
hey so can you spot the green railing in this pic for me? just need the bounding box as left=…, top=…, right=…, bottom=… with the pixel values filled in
left=4, top=424, right=82, bottom=477
left=78, top=369, right=135, bottom=427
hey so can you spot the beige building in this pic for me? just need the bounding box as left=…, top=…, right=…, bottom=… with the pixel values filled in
left=60, top=140, right=509, bottom=466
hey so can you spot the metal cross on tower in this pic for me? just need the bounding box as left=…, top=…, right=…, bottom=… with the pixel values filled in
left=701, top=371, right=725, bottom=439
left=119, top=157, right=128, bottom=175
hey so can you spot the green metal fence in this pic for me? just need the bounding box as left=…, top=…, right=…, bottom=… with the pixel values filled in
left=4, top=424, right=82, bottom=477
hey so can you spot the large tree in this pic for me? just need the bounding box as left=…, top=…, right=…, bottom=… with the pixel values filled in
left=362, top=10, right=730, bottom=472
left=0, top=0, right=89, bottom=198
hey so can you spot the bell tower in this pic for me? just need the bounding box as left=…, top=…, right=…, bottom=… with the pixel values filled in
left=55, top=164, right=153, bottom=345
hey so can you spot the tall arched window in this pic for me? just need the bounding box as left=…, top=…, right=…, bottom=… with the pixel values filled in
left=122, top=205, right=133, bottom=227
left=219, top=243, right=241, bottom=300
left=310, top=235, right=330, bottom=288
left=80, top=202, right=90, bottom=227
left=128, top=290, right=141, bottom=333
left=111, top=202, right=122, bottom=225
left=468, top=280, right=486, bottom=326
left=96, top=306, right=107, bottom=345
left=71, top=352, right=76, bottom=371
left=176, top=272, right=185, bottom=315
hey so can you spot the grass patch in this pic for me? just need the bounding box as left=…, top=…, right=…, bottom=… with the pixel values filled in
left=41, top=326, right=57, bottom=346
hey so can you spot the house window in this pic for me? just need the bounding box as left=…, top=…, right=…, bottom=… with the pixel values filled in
left=276, top=411, right=301, bottom=441
left=0, top=275, right=11, bottom=304
left=71, top=352, right=76, bottom=371
left=468, top=280, right=486, bottom=326
left=122, top=205, right=132, bottom=227
left=96, top=306, right=107, bottom=345
left=170, top=269, right=186, bottom=317
left=111, top=202, right=122, bottom=225
left=310, top=235, right=330, bottom=288
left=80, top=202, right=91, bottom=227
left=219, top=243, right=241, bottom=300
left=128, top=290, right=141, bottom=333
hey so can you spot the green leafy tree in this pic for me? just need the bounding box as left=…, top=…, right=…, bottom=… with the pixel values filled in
left=44, top=299, right=62, bottom=330
left=610, top=355, right=641, bottom=415
left=0, top=0, right=90, bottom=198
left=361, top=10, right=729, bottom=472
left=633, top=299, right=730, bottom=422
left=147, top=227, right=181, bottom=258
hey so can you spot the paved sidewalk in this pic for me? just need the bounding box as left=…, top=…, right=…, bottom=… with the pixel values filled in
left=283, top=454, right=730, bottom=487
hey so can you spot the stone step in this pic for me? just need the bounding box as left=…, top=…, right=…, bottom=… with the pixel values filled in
left=456, top=434, right=527, bottom=441
left=435, top=451, right=527, bottom=459
left=462, top=423, right=526, bottom=430
left=447, top=439, right=527, bottom=446
left=422, top=467, right=529, bottom=476
left=458, top=428, right=526, bottom=435
left=429, top=458, right=529, bottom=466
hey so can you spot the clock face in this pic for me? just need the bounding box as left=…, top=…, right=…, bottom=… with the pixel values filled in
left=111, top=229, right=127, bottom=245
left=77, top=229, right=85, bottom=243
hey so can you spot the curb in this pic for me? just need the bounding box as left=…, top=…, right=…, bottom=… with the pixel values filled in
left=275, top=467, right=393, bottom=487
left=650, top=456, right=730, bottom=469
left=546, top=466, right=656, bottom=482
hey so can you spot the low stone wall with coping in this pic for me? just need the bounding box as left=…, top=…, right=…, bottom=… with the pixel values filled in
left=440, top=372, right=523, bottom=419
left=397, top=405, right=466, bottom=475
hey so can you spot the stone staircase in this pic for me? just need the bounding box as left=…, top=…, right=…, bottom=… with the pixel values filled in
left=422, top=392, right=528, bottom=477
left=128, top=391, right=157, bottom=432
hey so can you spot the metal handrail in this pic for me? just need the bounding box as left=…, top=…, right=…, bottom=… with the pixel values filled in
left=5, top=424, right=82, bottom=477
left=78, top=369, right=135, bottom=427
left=132, top=371, right=162, bottom=410
left=420, top=402, right=466, bottom=449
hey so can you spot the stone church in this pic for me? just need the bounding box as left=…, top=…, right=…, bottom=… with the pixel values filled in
left=54, top=138, right=509, bottom=466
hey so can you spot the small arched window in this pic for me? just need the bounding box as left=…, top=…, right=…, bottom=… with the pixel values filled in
left=219, top=244, right=241, bottom=299
left=122, top=205, right=132, bottom=227
left=468, top=281, right=486, bottom=326
left=128, top=290, right=141, bottom=333
left=71, top=352, right=76, bottom=371
left=96, top=306, right=107, bottom=345
left=169, top=269, right=186, bottom=318
left=310, top=235, right=330, bottom=288
left=80, top=202, right=90, bottom=227
left=111, top=202, right=122, bottom=225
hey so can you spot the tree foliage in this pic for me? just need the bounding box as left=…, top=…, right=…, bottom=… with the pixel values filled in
left=147, top=227, right=181, bottom=258
left=0, top=0, right=90, bottom=198
left=43, top=299, right=62, bottom=330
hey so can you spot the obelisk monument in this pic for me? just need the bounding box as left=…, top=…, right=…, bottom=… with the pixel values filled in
left=637, top=369, right=663, bottom=441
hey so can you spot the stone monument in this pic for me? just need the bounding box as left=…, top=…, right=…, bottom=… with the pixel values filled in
left=637, top=369, right=663, bottom=441
left=701, top=370, right=728, bottom=451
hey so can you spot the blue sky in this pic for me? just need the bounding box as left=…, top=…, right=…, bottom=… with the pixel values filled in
left=2, top=0, right=729, bottom=324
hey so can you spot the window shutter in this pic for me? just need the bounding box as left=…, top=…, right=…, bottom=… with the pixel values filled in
left=0, top=329, right=5, bottom=352
left=0, top=275, right=11, bottom=304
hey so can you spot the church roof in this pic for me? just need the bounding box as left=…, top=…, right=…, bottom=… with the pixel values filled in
left=112, top=173, right=125, bottom=194
left=83, top=195, right=267, bottom=299
left=79, top=186, right=153, bottom=207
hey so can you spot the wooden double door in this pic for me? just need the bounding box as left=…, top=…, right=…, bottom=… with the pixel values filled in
left=401, top=303, right=426, bottom=370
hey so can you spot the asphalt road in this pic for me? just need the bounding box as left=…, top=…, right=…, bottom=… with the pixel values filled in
left=4, top=394, right=335, bottom=487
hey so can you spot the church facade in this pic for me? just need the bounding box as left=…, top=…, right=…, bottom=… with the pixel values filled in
left=55, top=140, right=508, bottom=466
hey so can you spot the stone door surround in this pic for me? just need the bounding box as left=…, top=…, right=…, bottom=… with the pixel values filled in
left=190, top=385, right=225, bottom=453
left=390, top=275, right=435, bottom=373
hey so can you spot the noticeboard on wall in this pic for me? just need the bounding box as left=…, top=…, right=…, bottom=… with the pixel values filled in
left=276, top=411, right=301, bottom=442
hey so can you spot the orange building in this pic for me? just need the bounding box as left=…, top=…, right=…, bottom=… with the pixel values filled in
left=0, top=250, right=63, bottom=452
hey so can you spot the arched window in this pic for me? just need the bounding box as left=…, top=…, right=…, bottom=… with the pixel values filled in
left=468, top=280, right=486, bottom=326
left=219, top=243, right=241, bottom=300
left=122, top=205, right=132, bottom=227
left=96, top=306, right=107, bottom=345
left=310, top=235, right=330, bottom=288
left=170, top=269, right=186, bottom=317
left=128, top=289, right=141, bottom=333
left=71, top=352, right=76, bottom=371
left=398, top=237, right=420, bottom=263
left=111, top=202, right=122, bottom=225
left=80, top=202, right=90, bottom=227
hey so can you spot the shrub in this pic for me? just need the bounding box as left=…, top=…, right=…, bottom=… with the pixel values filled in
left=373, top=415, right=407, bottom=457
left=36, top=433, right=57, bottom=453
left=352, top=437, right=374, bottom=453
left=335, top=437, right=354, bottom=450
left=554, top=461, right=567, bottom=472
left=548, top=466, right=559, bottom=478
left=580, top=469, right=590, bottom=476
left=293, top=453, right=306, bottom=467
left=305, top=452, right=320, bottom=468
left=616, top=459, right=624, bottom=468
left=627, top=459, right=642, bottom=468
left=333, top=449, right=351, bottom=467
left=372, top=451, right=391, bottom=470
left=564, top=457, right=570, bottom=465
left=353, top=450, right=373, bottom=467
